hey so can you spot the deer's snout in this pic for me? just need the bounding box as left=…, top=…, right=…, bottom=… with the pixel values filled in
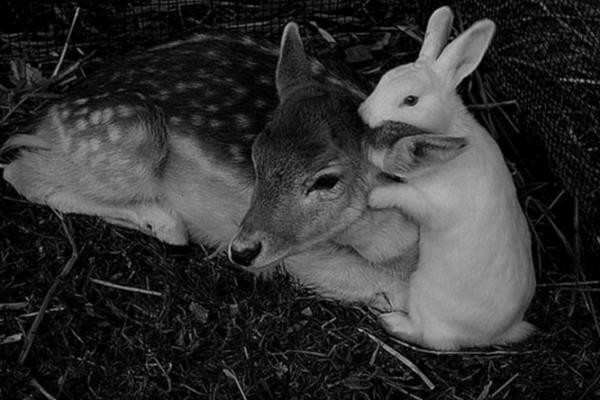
left=228, top=236, right=263, bottom=267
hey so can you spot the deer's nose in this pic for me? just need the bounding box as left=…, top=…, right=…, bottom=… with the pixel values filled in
left=228, top=239, right=263, bottom=267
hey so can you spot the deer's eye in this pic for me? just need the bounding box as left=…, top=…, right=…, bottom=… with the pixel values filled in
left=308, top=174, right=340, bottom=193
left=402, top=95, right=419, bottom=106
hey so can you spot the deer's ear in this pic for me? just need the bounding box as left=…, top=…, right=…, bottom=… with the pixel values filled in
left=383, top=134, right=468, bottom=176
left=276, top=23, right=313, bottom=99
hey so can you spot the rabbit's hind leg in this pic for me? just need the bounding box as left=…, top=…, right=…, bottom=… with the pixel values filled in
left=378, top=311, right=424, bottom=346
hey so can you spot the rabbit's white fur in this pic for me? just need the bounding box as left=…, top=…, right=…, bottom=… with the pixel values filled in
left=359, top=6, right=536, bottom=350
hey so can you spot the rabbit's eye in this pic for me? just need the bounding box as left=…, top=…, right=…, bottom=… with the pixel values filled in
left=402, top=95, right=419, bottom=106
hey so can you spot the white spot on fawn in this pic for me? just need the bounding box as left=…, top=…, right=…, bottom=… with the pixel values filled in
left=75, top=141, right=90, bottom=158
left=75, top=107, right=89, bottom=116
left=102, top=108, right=114, bottom=123
left=75, top=118, right=89, bottom=130
left=191, top=115, right=204, bottom=126
left=255, top=99, right=267, bottom=108
left=116, top=105, right=133, bottom=118
left=89, top=110, right=102, bottom=125
left=74, top=98, right=88, bottom=105
left=234, top=114, right=250, bottom=129
left=93, top=92, right=110, bottom=99
left=229, top=146, right=245, bottom=163
left=210, top=119, right=223, bottom=129
left=234, top=87, right=248, bottom=96
left=107, top=126, right=121, bottom=142
left=89, top=138, right=101, bottom=152
left=90, top=153, right=107, bottom=167
left=159, top=90, right=170, bottom=100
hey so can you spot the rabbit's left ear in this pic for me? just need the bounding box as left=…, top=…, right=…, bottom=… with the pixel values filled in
left=383, top=134, right=468, bottom=176
left=433, top=19, right=496, bottom=88
left=418, top=6, right=455, bottom=62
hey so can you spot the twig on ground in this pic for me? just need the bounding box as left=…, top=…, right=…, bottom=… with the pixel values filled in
left=490, top=373, right=519, bottom=398
left=51, top=7, right=80, bottom=78
left=18, top=306, right=65, bottom=319
left=90, top=278, right=163, bottom=297
left=388, top=336, right=539, bottom=356
left=0, top=302, right=29, bottom=311
left=359, top=329, right=435, bottom=390
left=150, top=356, right=172, bottom=392
left=29, top=378, right=57, bottom=400
left=578, top=364, right=600, bottom=400
left=179, top=383, right=204, bottom=395
left=223, top=368, right=248, bottom=400
left=17, top=211, right=79, bottom=365
left=537, top=280, right=600, bottom=288
left=1, top=333, right=24, bottom=345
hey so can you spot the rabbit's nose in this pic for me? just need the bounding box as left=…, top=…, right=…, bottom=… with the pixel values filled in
left=228, top=239, right=263, bottom=267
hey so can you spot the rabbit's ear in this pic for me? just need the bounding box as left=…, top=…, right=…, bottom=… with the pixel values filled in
left=418, top=6, right=454, bottom=62
left=433, top=19, right=496, bottom=88
left=383, top=134, right=468, bottom=176
left=276, top=23, right=313, bottom=100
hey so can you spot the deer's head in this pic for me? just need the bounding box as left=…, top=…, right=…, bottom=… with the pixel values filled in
left=227, top=23, right=372, bottom=269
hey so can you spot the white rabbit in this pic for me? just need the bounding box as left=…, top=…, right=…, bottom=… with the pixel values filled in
left=359, top=6, right=536, bottom=350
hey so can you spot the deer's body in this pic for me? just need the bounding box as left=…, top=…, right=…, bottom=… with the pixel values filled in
left=3, top=30, right=418, bottom=307
left=360, top=7, right=536, bottom=349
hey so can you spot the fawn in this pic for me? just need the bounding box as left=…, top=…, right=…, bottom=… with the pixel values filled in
left=359, top=7, right=536, bottom=349
left=2, top=24, right=419, bottom=307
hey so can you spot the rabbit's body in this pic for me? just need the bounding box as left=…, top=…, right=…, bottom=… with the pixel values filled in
left=3, top=31, right=418, bottom=306
left=360, top=7, right=536, bottom=349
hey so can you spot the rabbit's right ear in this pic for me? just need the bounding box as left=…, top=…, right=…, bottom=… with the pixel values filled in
left=433, top=19, right=496, bottom=89
left=276, top=23, right=313, bottom=100
left=418, top=6, right=454, bottom=62
left=383, top=134, right=468, bottom=176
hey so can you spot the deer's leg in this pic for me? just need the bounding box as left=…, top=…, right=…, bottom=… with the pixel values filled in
left=284, top=244, right=410, bottom=310
left=45, top=191, right=188, bottom=245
